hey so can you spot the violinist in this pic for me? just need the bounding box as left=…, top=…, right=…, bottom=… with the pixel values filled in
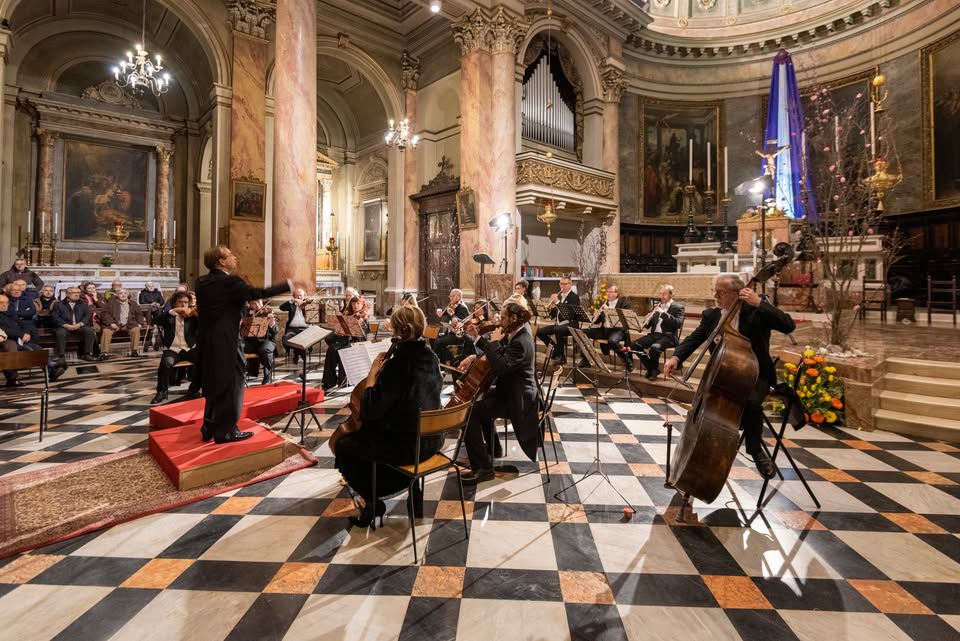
left=334, top=304, right=442, bottom=528
left=458, top=300, right=539, bottom=484
left=151, top=291, right=200, bottom=404
left=243, top=299, right=277, bottom=385
left=321, top=293, right=369, bottom=390
left=663, top=274, right=795, bottom=479
left=432, top=288, right=469, bottom=365
left=449, top=300, right=490, bottom=371
left=280, top=288, right=312, bottom=364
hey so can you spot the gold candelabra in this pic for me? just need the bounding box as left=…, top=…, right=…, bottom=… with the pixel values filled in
left=107, top=221, right=129, bottom=253
left=863, top=158, right=902, bottom=213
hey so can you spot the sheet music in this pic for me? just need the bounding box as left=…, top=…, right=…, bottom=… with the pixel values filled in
left=617, top=308, right=645, bottom=334
left=338, top=341, right=393, bottom=386
left=287, top=325, right=331, bottom=351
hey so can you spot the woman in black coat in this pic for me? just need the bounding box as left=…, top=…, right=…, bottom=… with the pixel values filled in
left=334, top=304, right=442, bottom=528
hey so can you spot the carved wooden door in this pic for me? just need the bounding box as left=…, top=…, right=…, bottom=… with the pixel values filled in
left=420, top=207, right=459, bottom=315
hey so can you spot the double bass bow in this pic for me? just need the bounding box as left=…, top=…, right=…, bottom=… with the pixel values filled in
left=667, top=243, right=795, bottom=503
left=328, top=337, right=400, bottom=455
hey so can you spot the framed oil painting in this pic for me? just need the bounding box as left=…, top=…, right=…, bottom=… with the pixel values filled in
left=61, top=139, right=149, bottom=243
left=232, top=179, right=266, bottom=220
left=456, top=187, right=478, bottom=229
left=922, top=30, right=960, bottom=208
left=363, top=199, right=384, bottom=262
left=639, top=98, right=722, bottom=220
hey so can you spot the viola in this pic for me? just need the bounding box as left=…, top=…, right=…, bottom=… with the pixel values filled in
left=328, top=337, right=399, bottom=455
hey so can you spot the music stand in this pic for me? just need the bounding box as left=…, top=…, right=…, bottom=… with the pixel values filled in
left=473, top=253, right=495, bottom=301
left=557, top=304, right=594, bottom=385
left=556, top=326, right=633, bottom=510
left=602, top=309, right=642, bottom=398
left=283, top=325, right=331, bottom=443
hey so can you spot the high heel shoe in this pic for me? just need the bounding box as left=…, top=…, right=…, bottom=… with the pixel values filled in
left=349, top=499, right=386, bottom=529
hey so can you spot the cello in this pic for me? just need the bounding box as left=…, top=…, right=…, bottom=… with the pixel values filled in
left=328, top=337, right=399, bottom=455
left=667, top=243, right=795, bottom=503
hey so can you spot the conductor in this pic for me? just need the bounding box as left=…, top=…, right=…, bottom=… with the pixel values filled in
left=196, top=246, right=292, bottom=443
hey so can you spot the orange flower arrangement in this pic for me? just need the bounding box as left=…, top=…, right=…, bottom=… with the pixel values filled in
left=778, top=347, right=845, bottom=426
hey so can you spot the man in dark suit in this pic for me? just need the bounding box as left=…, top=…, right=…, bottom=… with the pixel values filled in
left=242, top=299, right=278, bottom=385
left=195, top=246, right=291, bottom=444
left=151, top=291, right=200, bottom=404
left=431, top=288, right=470, bottom=365
left=51, top=286, right=98, bottom=361
left=460, top=301, right=540, bottom=484
left=0, top=294, right=65, bottom=385
left=663, top=274, right=795, bottom=479
left=626, top=284, right=685, bottom=380
left=583, top=284, right=632, bottom=370
left=536, top=275, right=580, bottom=364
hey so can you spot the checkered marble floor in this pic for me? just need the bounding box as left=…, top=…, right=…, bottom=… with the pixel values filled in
left=1, top=354, right=959, bottom=641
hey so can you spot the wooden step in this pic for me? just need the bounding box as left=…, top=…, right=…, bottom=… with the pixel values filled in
left=882, top=373, right=960, bottom=397
left=879, top=390, right=960, bottom=422
left=874, top=409, right=960, bottom=443
left=885, top=358, right=960, bottom=380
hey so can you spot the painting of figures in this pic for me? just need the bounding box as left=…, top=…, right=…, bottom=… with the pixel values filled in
left=922, top=30, right=960, bottom=207
left=640, top=99, right=721, bottom=219
left=62, top=140, right=148, bottom=243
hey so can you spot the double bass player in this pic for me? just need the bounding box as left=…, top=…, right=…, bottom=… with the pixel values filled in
left=663, top=274, right=795, bottom=479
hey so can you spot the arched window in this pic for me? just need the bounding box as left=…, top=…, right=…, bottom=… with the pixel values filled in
left=521, top=35, right=582, bottom=158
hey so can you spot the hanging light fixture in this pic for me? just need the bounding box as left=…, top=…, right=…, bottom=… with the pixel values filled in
left=384, top=118, right=419, bottom=152
left=429, top=0, right=442, bottom=13
left=537, top=199, right=558, bottom=237
left=113, top=0, right=172, bottom=97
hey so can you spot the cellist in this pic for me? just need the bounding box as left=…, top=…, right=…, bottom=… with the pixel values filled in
left=663, top=273, right=795, bottom=479
left=457, top=300, right=539, bottom=484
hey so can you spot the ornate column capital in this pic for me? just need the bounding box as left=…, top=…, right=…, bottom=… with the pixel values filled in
left=35, top=128, right=59, bottom=146
left=453, top=6, right=528, bottom=57
left=601, top=65, right=627, bottom=103
left=400, top=51, right=421, bottom=92
left=156, top=145, right=174, bottom=165
left=226, top=0, right=276, bottom=40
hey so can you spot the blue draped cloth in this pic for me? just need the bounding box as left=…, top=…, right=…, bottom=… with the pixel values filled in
left=762, top=50, right=818, bottom=223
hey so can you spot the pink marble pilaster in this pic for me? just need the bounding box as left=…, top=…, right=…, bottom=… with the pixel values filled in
left=456, top=49, right=485, bottom=292
left=602, top=66, right=626, bottom=274
left=271, top=0, right=317, bottom=286
left=403, top=87, right=419, bottom=291
left=488, top=50, right=518, bottom=274
left=155, top=146, right=173, bottom=247
left=35, top=128, right=58, bottom=239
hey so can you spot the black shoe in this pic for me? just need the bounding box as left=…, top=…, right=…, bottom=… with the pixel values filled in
left=636, top=352, right=652, bottom=371
left=183, top=390, right=201, bottom=401
left=646, top=368, right=660, bottom=381
left=349, top=499, right=386, bottom=528
left=214, top=429, right=254, bottom=444
left=80, top=355, right=97, bottom=362
left=150, top=392, right=167, bottom=404
left=261, top=375, right=272, bottom=385
left=462, top=467, right=495, bottom=485
left=623, top=358, right=634, bottom=373
left=749, top=447, right=777, bottom=480
left=578, top=357, right=590, bottom=368
left=200, top=424, right=213, bottom=442
left=131, top=351, right=141, bottom=358
left=50, top=367, right=66, bottom=382
left=5, top=379, right=25, bottom=388
left=98, top=353, right=110, bottom=361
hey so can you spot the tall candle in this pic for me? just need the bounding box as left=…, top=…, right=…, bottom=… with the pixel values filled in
left=801, top=130, right=807, bottom=177
left=688, top=142, right=693, bottom=183
left=172, top=219, right=176, bottom=240
left=869, top=104, right=876, bottom=155
left=723, top=146, right=729, bottom=196
left=834, top=115, right=840, bottom=164
left=27, top=209, right=32, bottom=235
left=706, top=142, right=712, bottom=189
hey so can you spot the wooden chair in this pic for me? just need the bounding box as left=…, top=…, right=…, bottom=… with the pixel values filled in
left=0, top=349, right=52, bottom=441
left=374, top=400, right=474, bottom=564
left=927, top=275, right=957, bottom=326
left=859, top=278, right=888, bottom=323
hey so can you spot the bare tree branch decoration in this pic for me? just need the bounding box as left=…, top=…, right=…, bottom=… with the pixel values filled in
left=574, top=220, right=608, bottom=304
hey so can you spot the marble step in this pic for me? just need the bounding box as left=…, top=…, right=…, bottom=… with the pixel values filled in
left=881, top=373, right=960, bottom=398
left=885, top=358, right=960, bottom=380
left=874, top=409, right=960, bottom=443
left=878, top=390, right=960, bottom=421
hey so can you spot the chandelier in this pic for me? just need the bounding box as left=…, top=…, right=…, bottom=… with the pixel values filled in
left=537, top=200, right=558, bottom=237
left=384, top=118, right=418, bottom=152
left=113, top=0, right=171, bottom=97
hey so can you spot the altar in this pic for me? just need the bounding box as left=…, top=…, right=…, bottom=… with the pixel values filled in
left=34, top=265, right=181, bottom=297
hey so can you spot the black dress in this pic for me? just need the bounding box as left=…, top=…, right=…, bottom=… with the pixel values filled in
left=334, top=339, right=443, bottom=501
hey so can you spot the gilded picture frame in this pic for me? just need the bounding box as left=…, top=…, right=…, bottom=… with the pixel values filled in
left=637, top=98, right=723, bottom=222
left=456, top=187, right=478, bottom=230
left=921, top=29, right=960, bottom=209
left=231, top=179, right=266, bottom=221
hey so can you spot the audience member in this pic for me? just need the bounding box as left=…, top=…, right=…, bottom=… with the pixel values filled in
left=34, top=285, right=58, bottom=328
left=52, top=286, right=97, bottom=361
left=0, top=294, right=65, bottom=383
left=0, top=257, right=43, bottom=290
left=100, top=288, right=144, bottom=358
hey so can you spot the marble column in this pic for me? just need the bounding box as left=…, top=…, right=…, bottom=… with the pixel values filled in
left=601, top=64, right=626, bottom=274
left=227, top=0, right=273, bottom=283
left=154, top=146, right=173, bottom=266
left=34, top=128, right=58, bottom=240
left=0, top=28, right=9, bottom=262
left=401, top=52, right=420, bottom=294
left=271, top=0, right=317, bottom=287
left=453, top=7, right=526, bottom=295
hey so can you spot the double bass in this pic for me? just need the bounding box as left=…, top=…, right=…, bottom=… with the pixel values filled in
left=667, top=243, right=795, bottom=503
left=328, top=337, right=399, bottom=455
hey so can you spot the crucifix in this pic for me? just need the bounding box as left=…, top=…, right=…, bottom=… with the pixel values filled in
left=755, top=144, right=790, bottom=178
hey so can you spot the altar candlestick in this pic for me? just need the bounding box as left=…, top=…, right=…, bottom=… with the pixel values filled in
left=834, top=115, right=840, bottom=164
left=688, top=142, right=693, bottom=184
left=801, top=131, right=807, bottom=177
left=706, top=142, right=712, bottom=189
left=723, top=146, right=729, bottom=196
left=27, top=210, right=32, bottom=235
left=869, top=104, right=876, bottom=154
